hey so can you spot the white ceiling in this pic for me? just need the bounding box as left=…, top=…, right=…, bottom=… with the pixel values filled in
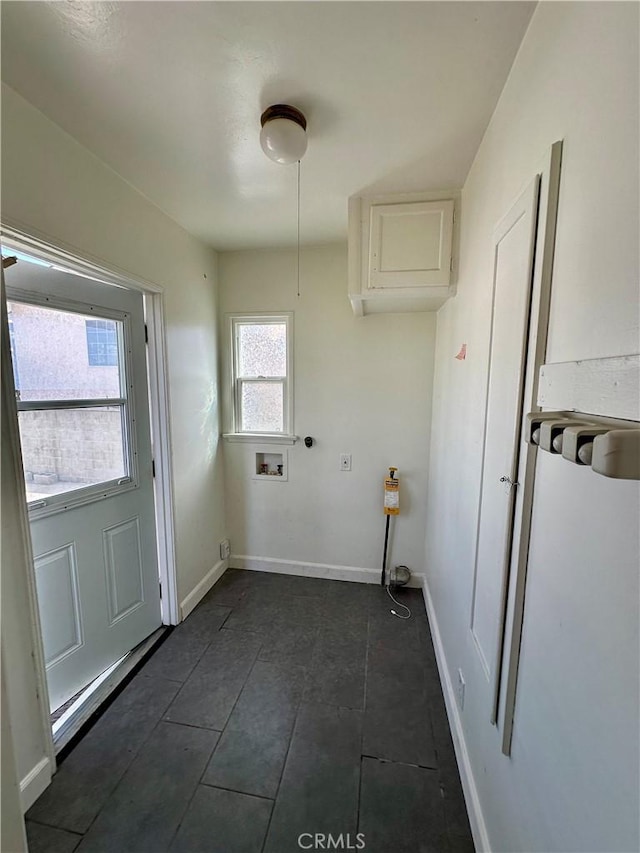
left=1, top=2, right=535, bottom=250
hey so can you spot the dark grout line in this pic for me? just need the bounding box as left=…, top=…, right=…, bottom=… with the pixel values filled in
left=194, top=593, right=313, bottom=853
left=356, top=754, right=364, bottom=837
left=24, top=817, right=84, bottom=837
left=198, top=780, right=276, bottom=804
left=356, top=615, right=373, bottom=836
left=258, top=671, right=307, bottom=853
left=219, top=607, right=233, bottom=629
left=184, top=603, right=268, bottom=798
left=145, top=673, right=185, bottom=687
left=76, top=713, right=173, bottom=841
left=216, top=632, right=265, bottom=731
left=161, top=718, right=223, bottom=734
left=300, top=696, right=364, bottom=712
left=221, top=625, right=264, bottom=638
left=164, top=727, right=221, bottom=851
left=360, top=753, right=439, bottom=771
left=160, top=605, right=250, bottom=739
left=165, top=594, right=250, bottom=853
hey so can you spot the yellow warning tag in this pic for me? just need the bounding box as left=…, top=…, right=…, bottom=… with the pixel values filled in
left=384, top=477, right=400, bottom=515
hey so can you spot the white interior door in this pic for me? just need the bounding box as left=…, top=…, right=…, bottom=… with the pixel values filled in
left=470, top=177, right=540, bottom=707
left=6, top=257, right=161, bottom=712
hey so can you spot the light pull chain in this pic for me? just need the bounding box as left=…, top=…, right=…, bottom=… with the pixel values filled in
left=297, top=158, right=301, bottom=298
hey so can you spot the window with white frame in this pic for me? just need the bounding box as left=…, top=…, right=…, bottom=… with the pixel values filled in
left=230, top=314, right=293, bottom=435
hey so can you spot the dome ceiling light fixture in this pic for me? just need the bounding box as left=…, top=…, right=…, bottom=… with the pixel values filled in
left=259, top=104, right=307, bottom=165
left=259, top=104, right=308, bottom=298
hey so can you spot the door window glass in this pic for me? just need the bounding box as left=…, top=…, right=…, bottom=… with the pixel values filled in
left=9, top=302, right=123, bottom=401
left=18, top=407, right=127, bottom=501
left=7, top=300, right=130, bottom=506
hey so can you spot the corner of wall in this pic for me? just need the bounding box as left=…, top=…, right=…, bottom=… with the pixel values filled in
left=420, top=576, right=491, bottom=853
left=179, top=558, right=228, bottom=620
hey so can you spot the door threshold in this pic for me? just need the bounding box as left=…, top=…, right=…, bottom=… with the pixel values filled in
left=52, top=627, right=168, bottom=756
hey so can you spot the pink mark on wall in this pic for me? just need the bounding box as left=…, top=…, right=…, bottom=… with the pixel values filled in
left=455, top=344, right=467, bottom=361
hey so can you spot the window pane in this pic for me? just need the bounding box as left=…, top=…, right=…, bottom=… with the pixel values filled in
left=240, top=381, right=284, bottom=432
left=18, top=407, right=127, bottom=502
left=237, top=323, right=286, bottom=377
left=85, top=319, right=119, bottom=366
left=8, top=301, right=123, bottom=401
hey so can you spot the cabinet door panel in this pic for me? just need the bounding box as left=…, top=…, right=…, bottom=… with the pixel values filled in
left=368, top=200, right=453, bottom=289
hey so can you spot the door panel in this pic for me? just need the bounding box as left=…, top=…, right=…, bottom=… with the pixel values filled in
left=6, top=259, right=161, bottom=711
left=34, top=544, right=83, bottom=667
left=471, top=177, right=540, bottom=690
left=103, top=517, right=145, bottom=624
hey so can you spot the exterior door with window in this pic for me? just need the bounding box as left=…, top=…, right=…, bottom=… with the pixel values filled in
left=6, top=258, right=161, bottom=711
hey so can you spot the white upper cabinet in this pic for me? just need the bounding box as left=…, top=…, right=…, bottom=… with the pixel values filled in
left=348, top=191, right=458, bottom=315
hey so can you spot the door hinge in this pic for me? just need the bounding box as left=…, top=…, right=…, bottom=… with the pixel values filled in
left=144, top=324, right=149, bottom=344
left=159, top=581, right=162, bottom=599
left=152, top=459, right=156, bottom=478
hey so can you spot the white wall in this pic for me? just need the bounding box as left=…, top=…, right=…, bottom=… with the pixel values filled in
left=1, top=85, right=227, bottom=796
left=425, top=4, right=639, bottom=852
left=219, top=245, right=435, bottom=580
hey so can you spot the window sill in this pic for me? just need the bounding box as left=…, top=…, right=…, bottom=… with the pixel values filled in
left=223, top=433, right=299, bottom=445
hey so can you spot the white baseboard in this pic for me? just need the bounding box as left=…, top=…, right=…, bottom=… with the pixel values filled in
left=421, top=576, right=491, bottom=853
left=231, top=554, right=424, bottom=588
left=180, top=559, right=228, bottom=620
left=20, top=756, right=52, bottom=812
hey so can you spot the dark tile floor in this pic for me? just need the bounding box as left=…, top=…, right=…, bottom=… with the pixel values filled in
left=26, top=570, right=474, bottom=853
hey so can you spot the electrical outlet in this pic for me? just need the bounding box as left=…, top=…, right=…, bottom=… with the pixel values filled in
left=340, top=453, right=352, bottom=471
left=220, top=539, right=231, bottom=560
left=457, top=668, right=466, bottom=710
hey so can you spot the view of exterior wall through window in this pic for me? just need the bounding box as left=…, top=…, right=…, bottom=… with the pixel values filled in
left=8, top=300, right=128, bottom=504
